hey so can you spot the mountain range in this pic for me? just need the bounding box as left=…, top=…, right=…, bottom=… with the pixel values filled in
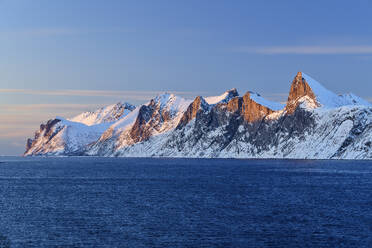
left=24, top=72, right=372, bottom=159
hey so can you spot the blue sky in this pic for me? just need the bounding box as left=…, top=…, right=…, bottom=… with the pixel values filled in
left=1, top=0, right=372, bottom=155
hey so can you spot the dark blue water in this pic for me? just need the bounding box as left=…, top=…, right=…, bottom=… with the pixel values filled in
left=0, top=157, right=371, bottom=247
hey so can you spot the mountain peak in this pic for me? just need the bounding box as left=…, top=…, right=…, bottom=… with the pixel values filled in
left=296, top=71, right=303, bottom=80
left=286, top=72, right=323, bottom=113
left=227, top=88, right=238, bottom=95
left=177, top=96, right=210, bottom=129
left=68, top=102, right=135, bottom=126
left=205, top=88, right=239, bottom=105
left=247, top=91, right=284, bottom=111
left=286, top=72, right=370, bottom=113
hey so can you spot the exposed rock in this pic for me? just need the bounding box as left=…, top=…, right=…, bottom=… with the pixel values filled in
left=205, top=88, right=239, bottom=105
left=177, top=96, right=209, bottom=129
left=286, top=72, right=317, bottom=114
left=24, top=118, right=61, bottom=155
left=225, top=91, right=275, bottom=122
left=130, top=105, right=154, bottom=143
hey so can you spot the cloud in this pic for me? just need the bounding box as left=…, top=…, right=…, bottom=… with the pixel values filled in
left=0, top=27, right=132, bottom=37
left=0, top=89, right=207, bottom=103
left=0, top=103, right=105, bottom=145
left=236, top=45, right=372, bottom=55
left=0, top=103, right=101, bottom=116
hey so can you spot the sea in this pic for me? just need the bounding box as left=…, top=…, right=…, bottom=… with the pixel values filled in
left=0, top=157, right=371, bottom=247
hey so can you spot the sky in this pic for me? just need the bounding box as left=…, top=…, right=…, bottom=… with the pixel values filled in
left=1, top=0, right=372, bottom=155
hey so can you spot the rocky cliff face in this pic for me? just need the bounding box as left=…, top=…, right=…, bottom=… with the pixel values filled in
left=286, top=72, right=317, bottom=114
left=226, top=91, right=276, bottom=122
left=129, top=94, right=188, bottom=143
left=177, top=96, right=210, bottom=129
left=24, top=72, right=372, bottom=159
left=86, top=93, right=192, bottom=156
left=25, top=119, right=62, bottom=155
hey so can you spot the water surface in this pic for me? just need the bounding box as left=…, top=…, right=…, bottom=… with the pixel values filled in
left=0, top=157, right=371, bottom=247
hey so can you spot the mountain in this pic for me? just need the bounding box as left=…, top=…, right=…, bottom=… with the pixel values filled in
left=87, top=93, right=192, bottom=156
left=69, top=102, right=135, bottom=126
left=24, top=102, right=135, bottom=156
left=24, top=72, right=372, bottom=159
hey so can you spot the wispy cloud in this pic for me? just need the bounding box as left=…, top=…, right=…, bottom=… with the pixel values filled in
left=0, top=89, right=206, bottom=102
left=0, top=27, right=132, bottom=37
left=0, top=103, right=101, bottom=114
left=236, top=45, right=372, bottom=55
left=0, top=103, right=106, bottom=141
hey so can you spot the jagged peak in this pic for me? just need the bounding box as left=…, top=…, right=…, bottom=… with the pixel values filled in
left=69, top=101, right=135, bottom=126
left=286, top=72, right=334, bottom=113
left=286, top=72, right=370, bottom=113
left=117, top=101, right=136, bottom=110
left=149, top=93, right=192, bottom=114
left=245, top=91, right=285, bottom=111
left=194, top=96, right=210, bottom=110
left=153, top=92, right=175, bottom=100
left=176, top=95, right=211, bottom=129
left=205, top=88, right=239, bottom=105
left=226, top=88, right=239, bottom=96
left=151, top=93, right=179, bottom=107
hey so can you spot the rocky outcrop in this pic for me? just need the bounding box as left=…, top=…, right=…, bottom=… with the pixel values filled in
left=286, top=72, right=317, bottom=114
left=24, top=118, right=62, bottom=155
left=25, top=119, right=61, bottom=153
left=177, top=96, right=209, bottom=129
left=225, top=92, right=276, bottom=122
left=216, top=88, right=239, bottom=104
left=130, top=95, right=189, bottom=143
left=129, top=105, right=153, bottom=143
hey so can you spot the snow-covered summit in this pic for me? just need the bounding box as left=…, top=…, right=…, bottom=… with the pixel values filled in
left=339, top=93, right=372, bottom=107
left=110, top=93, right=192, bottom=132
left=302, top=72, right=371, bottom=108
left=300, top=72, right=339, bottom=108
left=248, top=91, right=285, bottom=111
left=205, top=88, right=239, bottom=105
left=151, top=93, right=192, bottom=114
left=286, top=72, right=371, bottom=113
left=69, top=102, right=135, bottom=126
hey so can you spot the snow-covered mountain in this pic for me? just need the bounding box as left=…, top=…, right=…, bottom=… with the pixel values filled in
left=24, top=72, right=372, bottom=159
left=69, top=102, right=135, bottom=126
left=24, top=102, right=135, bottom=156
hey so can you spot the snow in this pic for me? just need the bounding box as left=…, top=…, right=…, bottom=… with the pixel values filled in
left=69, top=102, right=134, bottom=126
left=205, top=94, right=229, bottom=105
left=111, top=104, right=372, bottom=160
left=153, top=93, right=192, bottom=114
left=25, top=79, right=372, bottom=159
left=111, top=93, right=191, bottom=133
left=339, top=93, right=372, bottom=107
left=24, top=116, right=111, bottom=156
left=205, top=89, right=284, bottom=111
left=249, top=92, right=285, bottom=111
left=110, top=107, right=141, bottom=132
left=266, top=110, right=284, bottom=120
left=88, top=93, right=193, bottom=154
left=205, top=89, right=237, bottom=105
left=302, top=73, right=371, bottom=108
